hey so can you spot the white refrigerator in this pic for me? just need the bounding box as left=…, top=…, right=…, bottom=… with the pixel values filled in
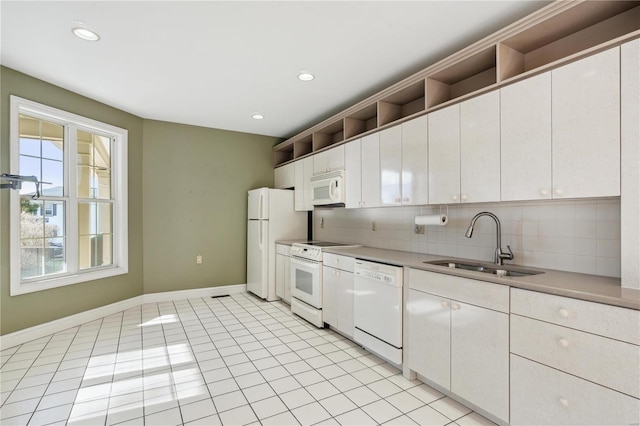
left=247, top=188, right=307, bottom=301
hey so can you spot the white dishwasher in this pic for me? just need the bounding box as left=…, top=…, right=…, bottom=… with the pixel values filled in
left=353, top=259, right=403, bottom=365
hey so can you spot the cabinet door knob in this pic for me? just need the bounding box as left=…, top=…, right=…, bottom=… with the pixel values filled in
left=558, top=338, right=569, bottom=348
left=540, top=189, right=549, bottom=196
left=554, top=188, right=563, bottom=196
left=559, top=398, right=569, bottom=408
left=441, top=301, right=449, bottom=308
left=558, top=308, right=570, bottom=318
left=452, top=195, right=458, bottom=201
left=461, top=194, right=468, bottom=202
left=403, top=198, right=409, bottom=203
left=451, top=302, right=461, bottom=311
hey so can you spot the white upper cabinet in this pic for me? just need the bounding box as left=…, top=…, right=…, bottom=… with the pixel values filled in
left=294, top=156, right=313, bottom=211
left=274, top=162, right=295, bottom=189
left=380, top=125, right=402, bottom=206
left=313, top=145, right=345, bottom=175
left=345, top=139, right=363, bottom=209
left=501, top=72, right=552, bottom=201
left=380, top=116, right=429, bottom=206
left=428, top=104, right=460, bottom=204
left=402, top=116, right=429, bottom=206
left=460, top=90, right=501, bottom=203
left=552, top=47, right=621, bottom=198
left=361, top=133, right=381, bottom=208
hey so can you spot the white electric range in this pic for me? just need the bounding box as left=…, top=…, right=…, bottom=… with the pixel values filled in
left=289, top=241, right=360, bottom=327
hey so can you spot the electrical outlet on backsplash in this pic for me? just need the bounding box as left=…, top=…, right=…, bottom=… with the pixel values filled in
left=313, top=198, right=622, bottom=278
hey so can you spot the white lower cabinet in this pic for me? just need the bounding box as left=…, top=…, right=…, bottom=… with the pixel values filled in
left=510, top=288, right=640, bottom=425
left=511, top=354, right=640, bottom=426
left=275, top=245, right=291, bottom=303
left=322, top=253, right=355, bottom=338
left=407, top=269, right=509, bottom=423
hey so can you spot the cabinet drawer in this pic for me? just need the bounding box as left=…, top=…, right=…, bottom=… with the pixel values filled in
left=276, top=244, right=291, bottom=256
left=511, top=288, right=640, bottom=345
left=511, top=354, right=640, bottom=426
left=511, top=315, right=640, bottom=398
left=409, top=269, right=509, bottom=313
left=323, top=253, right=355, bottom=273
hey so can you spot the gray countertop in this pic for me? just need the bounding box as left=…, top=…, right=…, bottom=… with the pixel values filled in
left=320, top=246, right=640, bottom=311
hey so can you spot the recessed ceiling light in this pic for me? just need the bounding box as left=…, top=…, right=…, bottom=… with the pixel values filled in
left=297, top=72, right=315, bottom=82
left=72, top=26, right=100, bottom=42
left=252, top=113, right=264, bottom=120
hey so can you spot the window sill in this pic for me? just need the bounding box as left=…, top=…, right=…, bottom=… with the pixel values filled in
left=10, top=266, right=128, bottom=296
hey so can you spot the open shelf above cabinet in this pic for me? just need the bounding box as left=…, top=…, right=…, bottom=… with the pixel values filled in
left=498, top=1, right=640, bottom=81
left=378, top=79, right=425, bottom=126
left=312, top=120, right=344, bottom=151
left=344, top=103, right=378, bottom=139
left=273, top=0, right=640, bottom=167
left=427, top=46, right=496, bottom=108
left=293, top=134, right=312, bottom=159
left=274, top=144, right=294, bottom=166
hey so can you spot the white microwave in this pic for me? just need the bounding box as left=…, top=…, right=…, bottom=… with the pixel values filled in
left=310, top=170, right=345, bottom=206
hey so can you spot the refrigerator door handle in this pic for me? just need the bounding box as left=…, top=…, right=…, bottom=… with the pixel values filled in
left=259, top=221, right=263, bottom=249
left=259, top=193, right=264, bottom=219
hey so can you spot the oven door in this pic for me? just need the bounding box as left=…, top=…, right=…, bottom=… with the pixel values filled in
left=290, top=256, right=322, bottom=309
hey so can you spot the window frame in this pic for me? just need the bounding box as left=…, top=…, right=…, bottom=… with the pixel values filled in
left=9, top=96, right=128, bottom=295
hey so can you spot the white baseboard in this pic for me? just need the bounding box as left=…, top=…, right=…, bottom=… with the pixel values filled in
left=0, top=284, right=247, bottom=349
left=143, top=283, right=246, bottom=303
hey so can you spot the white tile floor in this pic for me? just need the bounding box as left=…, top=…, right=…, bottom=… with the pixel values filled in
left=0, top=293, right=496, bottom=426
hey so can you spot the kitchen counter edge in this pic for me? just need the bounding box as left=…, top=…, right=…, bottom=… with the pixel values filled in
left=323, top=246, right=640, bottom=311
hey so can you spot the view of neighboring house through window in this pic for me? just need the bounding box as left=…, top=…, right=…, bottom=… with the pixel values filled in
left=18, top=115, right=66, bottom=279
left=10, top=96, right=128, bottom=295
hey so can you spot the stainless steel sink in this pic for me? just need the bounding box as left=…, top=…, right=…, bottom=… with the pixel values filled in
left=424, top=259, right=544, bottom=277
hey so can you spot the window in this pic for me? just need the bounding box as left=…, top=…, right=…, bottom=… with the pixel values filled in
left=9, top=96, right=128, bottom=295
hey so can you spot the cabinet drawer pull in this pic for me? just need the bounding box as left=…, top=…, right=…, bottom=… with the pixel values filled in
left=559, top=398, right=569, bottom=407
left=558, top=338, right=569, bottom=348
left=558, top=308, right=570, bottom=318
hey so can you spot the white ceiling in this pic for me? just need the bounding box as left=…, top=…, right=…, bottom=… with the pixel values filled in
left=1, top=1, right=550, bottom=139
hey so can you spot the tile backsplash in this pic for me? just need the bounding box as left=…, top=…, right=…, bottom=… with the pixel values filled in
left=313, top=198, right=621, bottom=278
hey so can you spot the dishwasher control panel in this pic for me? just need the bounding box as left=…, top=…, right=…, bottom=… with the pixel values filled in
left=354, top=260, right=403, bottom=287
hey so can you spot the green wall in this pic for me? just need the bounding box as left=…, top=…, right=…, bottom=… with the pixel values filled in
left=0, top=66, right=144, bottom=335
left=1, top=67, right=278, bottom=335
left=142, top=120, right=277, bottom=293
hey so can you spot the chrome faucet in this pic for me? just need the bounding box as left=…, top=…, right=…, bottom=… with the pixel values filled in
left=465, top=212, right=514, bottom=265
